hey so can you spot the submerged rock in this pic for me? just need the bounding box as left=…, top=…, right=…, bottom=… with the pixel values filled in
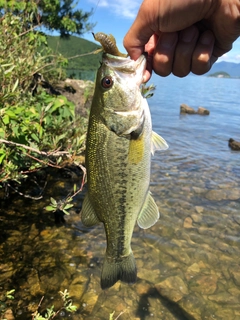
left=155, top=276, right=189, bottom=302
left=183, top=216, right=193, bottom=228
left=2, top=309, right=15, bottom=320
left=206, top=188, right=240, bottom=201
left=189, top=274, right=218, bottom=294
left=208, top=292, right=239, bottom=304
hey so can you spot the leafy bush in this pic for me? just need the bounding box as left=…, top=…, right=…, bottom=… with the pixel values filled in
left=0, top=289, right=77, bottom=320
left=0, top=9, right=87, bottom=187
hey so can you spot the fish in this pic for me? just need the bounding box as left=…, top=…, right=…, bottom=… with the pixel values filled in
left=81, top=33, right=168, bottom=289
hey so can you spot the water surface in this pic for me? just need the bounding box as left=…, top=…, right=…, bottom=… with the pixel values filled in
left=1, top=75, right=240, bottom=320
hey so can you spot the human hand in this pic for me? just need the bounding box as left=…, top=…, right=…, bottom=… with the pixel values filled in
left=124, top=0, right=240, bottom=81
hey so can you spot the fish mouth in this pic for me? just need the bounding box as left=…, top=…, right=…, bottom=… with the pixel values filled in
left=102, top=53, right=147, bottom=85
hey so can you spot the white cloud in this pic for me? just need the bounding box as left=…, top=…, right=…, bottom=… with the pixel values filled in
left=217, top=53, right=240, bottom=64
left=88, top=0, right=141, bottom=19
left=217, top=54, right=229, bottom=62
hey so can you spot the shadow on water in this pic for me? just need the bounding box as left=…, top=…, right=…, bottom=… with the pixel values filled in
left=82, top=283, right=197, bottom=320
left=1, top=147, right=240, bottom=319
left=136, top=287, right=195, bottom=320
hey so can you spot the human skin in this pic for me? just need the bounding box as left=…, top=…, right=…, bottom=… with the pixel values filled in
left=124, top=0, right=240, bottom=80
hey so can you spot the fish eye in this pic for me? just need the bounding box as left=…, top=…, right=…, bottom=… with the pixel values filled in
left=101, top=76, right=113, bottom=89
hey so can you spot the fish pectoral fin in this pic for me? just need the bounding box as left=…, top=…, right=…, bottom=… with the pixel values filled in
left=151, top=131, right=169, bottom=155
left=81, top=192, right=100, bottom=227
left=137, top=192, right=159, bottom=229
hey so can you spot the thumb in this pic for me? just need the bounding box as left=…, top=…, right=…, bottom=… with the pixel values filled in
left=124, top=3, right=156, bottom=60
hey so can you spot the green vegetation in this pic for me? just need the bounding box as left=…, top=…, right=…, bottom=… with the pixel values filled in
left=0, top=289, right=77, bottom=319
left=45, top=181, right=86, bottom=215
left=0, top=7, right=87, bottom=192
left=0, top=289, right=15, bottom=317
left=208, top=71, right=230, bottom=78
left=0, top=0, right=94, bottom=37
left=46, top=35, right=101, bottom=79
left=109, top=310, right=125, bottom=320
left=32, top=290, right=77, bottom=320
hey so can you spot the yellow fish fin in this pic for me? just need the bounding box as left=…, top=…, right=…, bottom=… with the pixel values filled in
left=128, top=136, right=144, bottom=164
left=137, top=191, right=159, bottom=229
left=151, top=131, right=168, bottom=155
left=81, top=192, right=100, bottom=227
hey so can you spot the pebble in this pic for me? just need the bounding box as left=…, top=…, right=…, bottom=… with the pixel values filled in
left=189, top=274, right=218, bottom=294
left=1, top=163, right=240, bottom=320
left=155, top=276, right=189, bottom=302
left=206, top=188, right=240, bottom=201
left=2, top=309, right=15, bottom=320
left=194, top=206, right=204, bottom=214
left=183, top=217, right=193, bottom=228
left=187, top=262, right=200, bottom=273
left=229, top=267, right=240, bottom=286
left=208, top=292, right=239, bottom=304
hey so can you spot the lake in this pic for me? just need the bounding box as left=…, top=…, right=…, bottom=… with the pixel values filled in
left=0, top=75, right=240, bottom=320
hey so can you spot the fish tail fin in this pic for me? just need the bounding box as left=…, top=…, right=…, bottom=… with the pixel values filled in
left=101, top=252, right=137, bottom=290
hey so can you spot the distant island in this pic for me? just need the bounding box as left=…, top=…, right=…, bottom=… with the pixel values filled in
left=206, top=61, right=240, bottom=78
left=208, top=71, right=230, bottom=78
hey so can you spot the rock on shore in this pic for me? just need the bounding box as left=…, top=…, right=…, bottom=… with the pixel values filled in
left=229, top=138, right=240, bottom=151
left=55, top=78, right=94, bottom=116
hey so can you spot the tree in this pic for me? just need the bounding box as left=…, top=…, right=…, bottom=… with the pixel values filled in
left=0, top=7, right=88, bottom=187
left=0, top=0, right=95, bottom=37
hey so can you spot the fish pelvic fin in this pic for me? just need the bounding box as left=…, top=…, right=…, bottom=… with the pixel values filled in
left=137, top=191, right=159, bottom=229
left=81, top=192, right=100, bottom=227
left=101, top=252, right=137, bottom=290
left=151, top=131, right=168, bottom=155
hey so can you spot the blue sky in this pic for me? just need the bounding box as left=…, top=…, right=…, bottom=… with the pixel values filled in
left=79, top=0, right=240, bottom=63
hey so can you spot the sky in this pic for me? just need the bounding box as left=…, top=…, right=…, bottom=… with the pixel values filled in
left=79, top=0, right=240, bottom=64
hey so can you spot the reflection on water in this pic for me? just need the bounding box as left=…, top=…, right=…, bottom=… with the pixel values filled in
left=1, top=75, right=240, bottom=319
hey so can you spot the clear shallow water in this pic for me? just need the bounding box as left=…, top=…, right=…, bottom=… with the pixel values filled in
left=1, top=75, right=240, bottom=320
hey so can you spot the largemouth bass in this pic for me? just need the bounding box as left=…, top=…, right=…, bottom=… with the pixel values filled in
left=81, top=33, right=168, bottom=289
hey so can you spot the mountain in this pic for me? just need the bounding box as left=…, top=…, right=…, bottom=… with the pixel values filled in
left=206, top=61, right=240, bottom=78
left=46, top=35, right=101, bottom=80
left=46, top=36, right=240, bottom=80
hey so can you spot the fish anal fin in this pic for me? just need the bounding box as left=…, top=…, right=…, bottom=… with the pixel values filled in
left=151, top=131, right=168, bottom=155
left=81, top=192, right=100, bottom=227
left=101, top=252, right=137, bottom=290
left=137, top=192, right=159, bottom=229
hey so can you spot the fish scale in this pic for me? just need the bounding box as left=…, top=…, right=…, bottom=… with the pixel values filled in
left=81, top=35, right=168, bottom=289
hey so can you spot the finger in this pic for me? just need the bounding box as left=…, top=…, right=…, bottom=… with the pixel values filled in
left=124, top=1, right=157, bottom=60
left=143, top=34, right=159, bottom=82
left=143, top=54, right=153, bottom=83
left=152, top=32, right=178, bottom=77
left=124, top=25, right=154, bottom=61
left=191, top=30, right=216, bottom=75
left=172, top=26, right=199, bottom=77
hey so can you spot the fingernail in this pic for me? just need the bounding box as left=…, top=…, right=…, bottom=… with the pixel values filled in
left=160, top=33, right=177, bottom=49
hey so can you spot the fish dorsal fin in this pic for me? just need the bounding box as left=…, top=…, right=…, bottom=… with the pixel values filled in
left=137, top=191, right=159, bottom=229
left=81, top=192, right=100, bottom=227
left=151, top=131, right=169, bottom=155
